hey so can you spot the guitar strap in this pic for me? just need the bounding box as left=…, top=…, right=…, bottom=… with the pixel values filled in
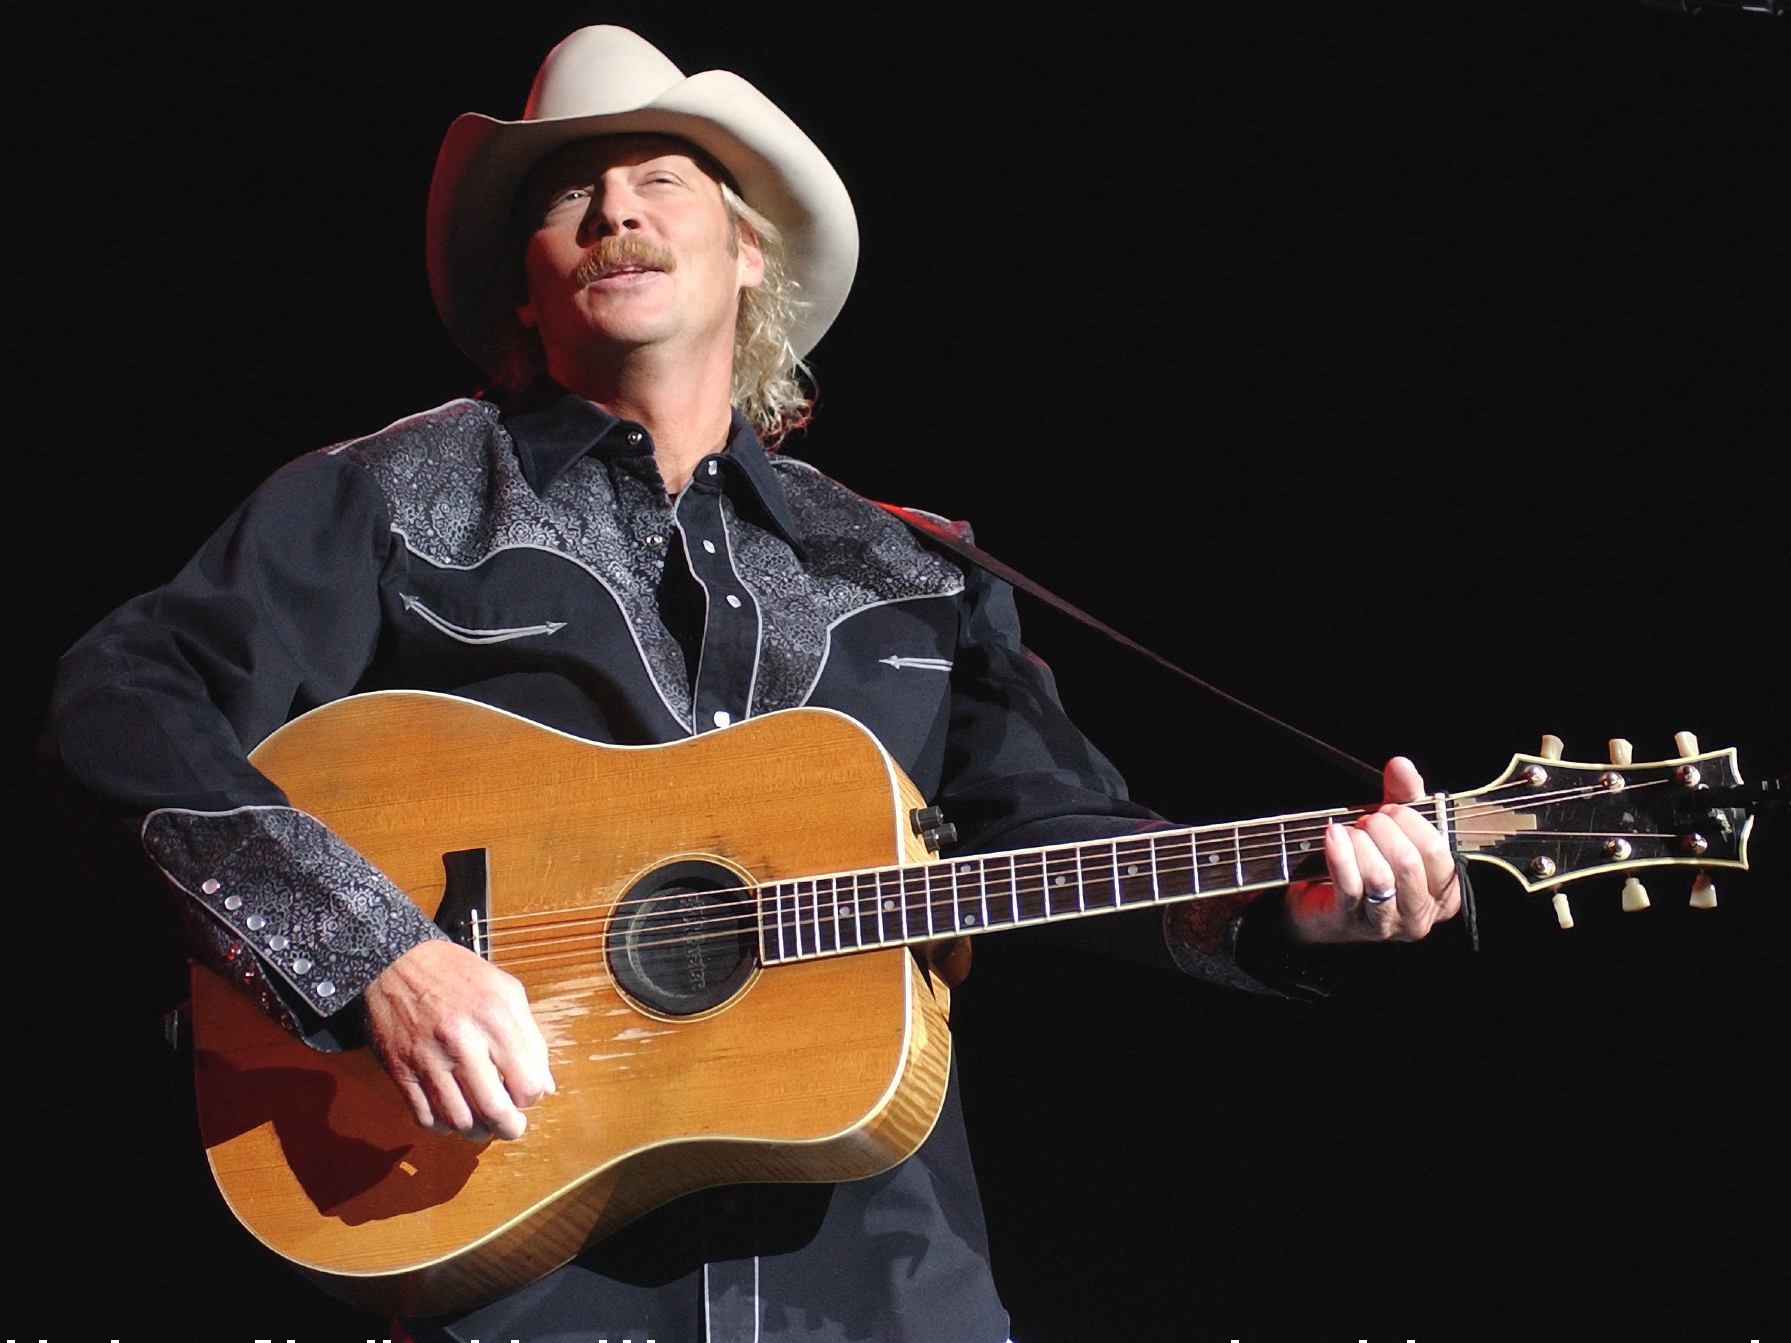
left=875, top=502, right=1383, bottom=786
left=877, top=502, right=1482, bottom=949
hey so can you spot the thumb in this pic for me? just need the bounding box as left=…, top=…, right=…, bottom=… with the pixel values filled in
left=1382, top=755, right=1425, bottom=805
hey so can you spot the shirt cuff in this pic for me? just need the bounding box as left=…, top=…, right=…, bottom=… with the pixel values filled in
left=1162, top=889, right=1342, bottom=1001
left=142, top=804, right=447, bottom=1017
left=1161, top=894, right=1279, bottom=995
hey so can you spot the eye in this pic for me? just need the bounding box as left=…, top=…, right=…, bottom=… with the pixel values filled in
left=540, top=187, right=591, bottom=220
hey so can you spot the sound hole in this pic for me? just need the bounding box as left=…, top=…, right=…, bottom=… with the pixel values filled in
left=607, top=860, right=758, bottom=1017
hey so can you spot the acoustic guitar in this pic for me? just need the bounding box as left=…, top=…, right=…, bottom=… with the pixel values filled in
left=191, top=690, right=1754, bottom=1313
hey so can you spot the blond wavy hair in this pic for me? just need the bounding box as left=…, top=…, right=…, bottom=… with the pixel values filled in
left=499, top=154, right=814, bottom=445
left=720, top=182, right=813, bottom=445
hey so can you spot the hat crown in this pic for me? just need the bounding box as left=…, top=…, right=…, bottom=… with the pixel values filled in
left=524, top=26, right=687, bottom=122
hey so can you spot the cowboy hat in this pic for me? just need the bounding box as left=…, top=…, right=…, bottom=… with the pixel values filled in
left=426, top=25, right=858, bottom=378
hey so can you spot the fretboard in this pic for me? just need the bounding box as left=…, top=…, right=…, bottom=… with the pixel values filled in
left=756, top=806, right=1391, bottom=964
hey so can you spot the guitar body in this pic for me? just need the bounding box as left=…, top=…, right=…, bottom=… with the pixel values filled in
left=194, top=691, right=951, bottom=1316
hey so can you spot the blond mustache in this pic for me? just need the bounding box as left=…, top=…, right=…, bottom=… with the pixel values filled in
left=574, top=235, right=678, bottom=288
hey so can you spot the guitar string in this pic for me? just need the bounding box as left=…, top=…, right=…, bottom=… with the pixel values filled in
left=465, top=777, right=1597, bottom=945
left=473, top=779, right=1680, bottom=964
left=474, top=779, right=1667, bottom=952
left=472, top=776, right=1648, bottom=940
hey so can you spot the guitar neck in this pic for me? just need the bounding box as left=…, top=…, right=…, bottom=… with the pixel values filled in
left=756, top=800, right=1424, bottom=964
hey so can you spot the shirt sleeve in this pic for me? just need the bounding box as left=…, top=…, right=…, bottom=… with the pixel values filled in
left=41, top=449, right=446, bottom=1036
left=927, top=535, right=1295, bottom=993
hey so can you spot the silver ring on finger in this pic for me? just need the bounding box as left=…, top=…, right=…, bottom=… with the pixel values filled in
left=1362, top=886, right=1397, bottom=907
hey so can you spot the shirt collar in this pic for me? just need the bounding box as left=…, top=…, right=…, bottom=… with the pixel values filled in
left=499, top=390, right=807, bottom=559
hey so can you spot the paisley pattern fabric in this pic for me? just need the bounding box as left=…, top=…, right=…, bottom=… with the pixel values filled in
left=331, top=401, right=963, bottom=729
left=735, top=459, right=962, bottom=715
left=333, top=400, right=696, bottom=728
left=142, top=804, right=447, bottom=1014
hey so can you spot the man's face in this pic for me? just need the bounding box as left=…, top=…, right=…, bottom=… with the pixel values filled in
left=515, top=135, right=763, bottom=375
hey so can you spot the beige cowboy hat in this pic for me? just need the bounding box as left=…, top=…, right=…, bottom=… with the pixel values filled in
left=426, top=25, right=859, bottom=378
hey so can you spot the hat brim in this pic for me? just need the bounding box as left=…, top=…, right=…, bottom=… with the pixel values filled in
left=427, top=69, right=858, bottom=380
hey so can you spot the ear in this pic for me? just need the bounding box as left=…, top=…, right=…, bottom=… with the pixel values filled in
left=734, top=223, right=766, bottom=292
left=516, top=296, right=539, bottom=331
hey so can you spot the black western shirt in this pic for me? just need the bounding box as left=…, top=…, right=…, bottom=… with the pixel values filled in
left=45, top=394, right=1254, bottom=1342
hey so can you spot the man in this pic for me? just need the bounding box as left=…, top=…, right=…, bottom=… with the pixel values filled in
left=42, top=26, right=1458, bottom=1342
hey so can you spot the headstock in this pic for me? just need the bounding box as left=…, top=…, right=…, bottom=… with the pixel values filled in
left=1450, top=731, right=1753, bottom=926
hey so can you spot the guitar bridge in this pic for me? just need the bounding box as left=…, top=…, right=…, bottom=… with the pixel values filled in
left=436, top=848, right=491, bottom=959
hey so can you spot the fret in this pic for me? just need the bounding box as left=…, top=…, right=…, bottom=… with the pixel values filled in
left=1072, top=841, right=1112, bottom=911
left=1232, top=825, right=1244, bottom=889
left=949, top=861, right=981, bottom=932
left=810, top=878, right=836, bottom=956
left=1173, top=830, right=1199, bottom=898
left=1108, top=839, right=1123, bottom=907
left=828, top=875, right=845, bottom=952
left=1043, top=847, right=1080, bottom=920
left=978, top=855, right=1017, bottom=928
left=1238, top=822, right=1287, bottom=890
left=1008, top=854, right=1023, bottom=925
left=876, top=870, right=900, bottom=944
left=857, top=874, right=876, bottom=946
left=977, top=858, right=993, bottom=931
left=796, top=879, right=813, bottom=958
left=1278, top=820, right=1291, bottom=884
left=921, top=865, right=937, bottom=938
left=1289, top=821, right=1322, bottom=871
left=1198, top=827, right=1230, bottom=890
left=773, top=882, right=789, bottom=961
left=784, top=880, right=801, bottom=959
left=1013, top=852, right=1050, bottom=923
left=1114, top=836, right=1157, bottom=906
left=846, top=874, right=865, bottom=950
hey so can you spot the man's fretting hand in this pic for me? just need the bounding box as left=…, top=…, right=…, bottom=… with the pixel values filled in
left=361, top=939, right=556, bottom=1141
left=1284, top=756, right=1462, bottom=943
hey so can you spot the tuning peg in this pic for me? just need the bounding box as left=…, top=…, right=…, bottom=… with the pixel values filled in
left=1539, top=734, right=1564, bottom=761
left=1621, top=877, right=1650, bottom=912
left=1690, top=872, right=1718, bottom=909
left=1675, top=730, right=1700, bottom=758
left=1609, top=738, right=1633, bottom=766
left=1551, top=891, right=1575, bottom=929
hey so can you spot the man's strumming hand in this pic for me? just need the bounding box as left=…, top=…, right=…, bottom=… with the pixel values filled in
left=362, top=939, right=556, bottom=1141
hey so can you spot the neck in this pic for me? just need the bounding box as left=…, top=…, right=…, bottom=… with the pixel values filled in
left=547, top=339, right=739, bottom=495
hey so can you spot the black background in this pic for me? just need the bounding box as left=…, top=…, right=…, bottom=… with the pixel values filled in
left=7, top=4, right=1787, bottom=1340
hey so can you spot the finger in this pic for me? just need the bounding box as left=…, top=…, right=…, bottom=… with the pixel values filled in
left=1361, top=811, right=1444, bottom=940
left=1384, top=805, right=1462, bottom=920
left=1382, top=756, right=1425, bottom=806
left=1349, top=822, right=1402, bottom=938
left=475, top=986, right=552, bottom=1113
left=505, top=979, right=557, bottom=1098
left=455, top=1060, right=525, bottom=1141
left=417, top=1059, right=486, bottom=1139
left=1323, top=818, right=1364, bottom=908
left=392, top=1072, right=450, bottom=1135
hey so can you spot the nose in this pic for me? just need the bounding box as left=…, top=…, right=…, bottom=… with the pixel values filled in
left=578, top=178, right=644, bottom=243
